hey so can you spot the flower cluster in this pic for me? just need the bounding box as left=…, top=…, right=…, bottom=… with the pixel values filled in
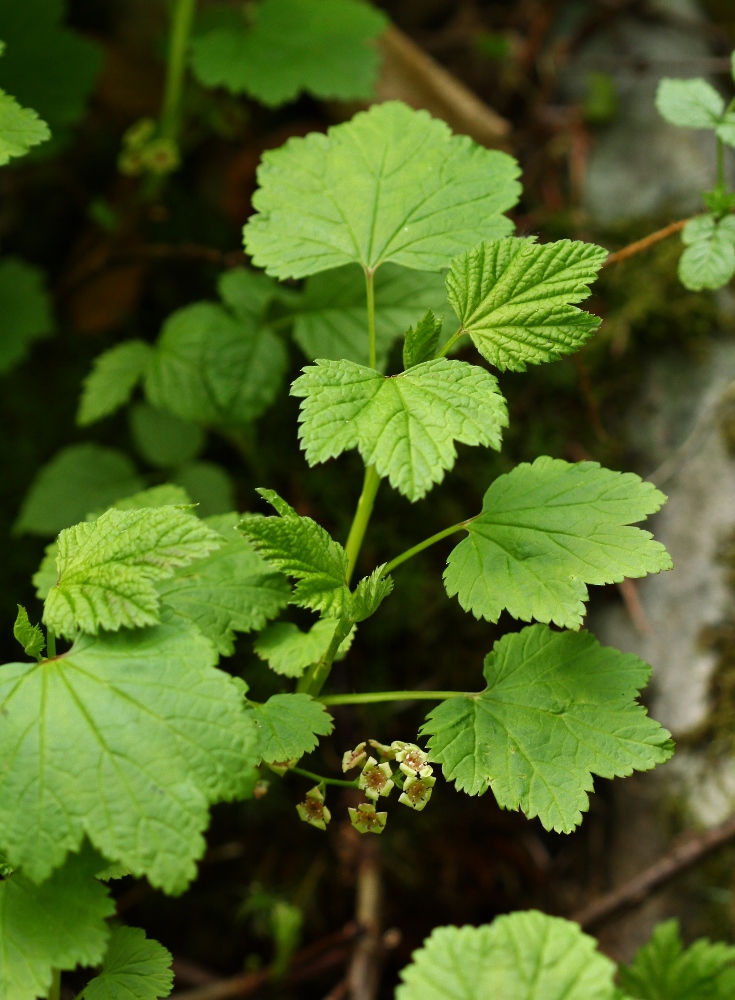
left=342, top=739, right=437, bottom=834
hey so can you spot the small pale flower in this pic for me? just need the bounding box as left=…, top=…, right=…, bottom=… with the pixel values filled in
left=393, top=742, right=433, bottom=779
left=253, top=780, right=270, bottom=800
left=342, top=742, right=367, bottom=772
left=348, top=802, right=387, bottom=835
left=358, top=757, right=394, bottom=800
left=398, top=775, right=436, bottom=812
left=296, top=786, right=331, bottom=831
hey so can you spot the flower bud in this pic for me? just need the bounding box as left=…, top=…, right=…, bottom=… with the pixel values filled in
left=368, top=739, right=398, bottom=760
left=342, top=742, right=367, bottom=772
left=268, top=759, right=298, bottom=777
left=398, top=775, right=436, bottom=811
left=296, top=786, right=331, bottom=831
left=358, top=757, right=394, bottom=800
left=348, top=802, right=387, bottom=835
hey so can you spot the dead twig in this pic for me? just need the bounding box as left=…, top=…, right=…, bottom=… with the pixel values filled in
left=603, top=219, right=689, bottom=268
left=347, top=839, right=383, bottom=1000
left=572, top=811, right=735, bottom=930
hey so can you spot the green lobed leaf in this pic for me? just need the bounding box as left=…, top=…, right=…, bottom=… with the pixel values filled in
left=83, top=926, right=174, bottom=1000
left=289, top=263, right=454, bottom=371
left=396, top=910, right=617, bottom=1000
left=678, top=215, right=735, bottom=291
left=0, top=0, right=102, bottom=146
left=618, top=919, right=735, bottom=1000
left=239, top=489, right=351, bottom=616
left=655, top=77, right=725, bottom=129
left=129, top=401, right=205, bottom=469
left=12, top=605, right=44, bottom=659
left=43, top=505, right=222, bottom=639
left=292, top=357, right=508, bottom=501
left=250, top=693, right=334, bottom=763
left=172, top=461, right=236, bottom=518
left=77, top=340, right=152, bottom=426
left=158, top=512, right=290, bottom=656
left=190, top=0, right=388, bottom=108
left=403, top=310, right=443, bottom=369
left=145, top=299, right=287, bottom=428
left=244, top=101, right=521, bottom=279
left=0, top=86, right=49, bottom=165
left=351, top=565, right=394, bottom=621
left=0, top=846, right=114, bottom=1000
left=0, top=256, right=54, bottom=374
left=254, top=617, right=351, bottom=678
left=446, top=237, right=607, bottom=372
left=422, top=625, right=673, bottom=833
left=444, top=456, right=672, bottom=630
left=15, top=444, right=144, bottom=537
left=0, top=622, right=258, bottom=893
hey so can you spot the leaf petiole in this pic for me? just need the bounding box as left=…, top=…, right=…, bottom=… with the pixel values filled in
left=436, top=328, right=466, bottom=358
left=382, top=521, right=471, bottom=576
left=45, top=628, right=56, bottom=660
left=320, top=690, right=470, bottom=706
left=291, top=766, right=358, bottom=788
left=344, top=464, right=381, bottom=584
left=160, top=0, right=198, bottom=142
left=46, top=970, right=61, bottom=1000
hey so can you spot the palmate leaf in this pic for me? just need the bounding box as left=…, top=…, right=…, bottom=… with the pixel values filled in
left=244, top=101, right=520, bottom=279
left=421, top=625, right=673, bottom=833
left=444, top=457, right=671, bottom=630
left=254, top=617, right=352, bottom=677
left=396, top=910, right=617, bottom=1000
left=446, top=238, right=607, bottom=372
left=0, top=256, right=54, bottom=374
left=43, top=505, right=222, bottom=639
left=15, top=444, right=144, bottom=537
left=83, top=926, right=174, bottom=1000
left=158, top=512, right=290, bottom=656
left=0, top=87, right=49, bottom=164
left=0, top=846, right=114, bottom=1000
left=0, top=622, right=258, bottom=893
left=618, top=920, right=735, bottom=1000
left=190, top=0, right=387, bottom=107
left=250, top=693, right=334, bottom=763
left=289, top=263, right=453, bottom=370
left=77, top=340, right=152, bottom=426
left=239, top=489, right=351, bottom=616
left=292, top=357, right=508, bottom=501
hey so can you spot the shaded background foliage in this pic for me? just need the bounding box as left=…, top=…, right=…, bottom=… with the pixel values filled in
left=3, top=0, right=735, bottom=995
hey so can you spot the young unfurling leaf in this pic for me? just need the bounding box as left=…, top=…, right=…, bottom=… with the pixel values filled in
left=0, top=846, right=114, bottom=1000
left=403, top=310, right=443, bottom=369
left=190, top=0, right=387, bottom=108
left=444, top=457, right=671, bottom=629
left=250, top=693, right=334, bottom=763
left=158, top=512, right=290, bottom=656
left=446, top=238, right=607, bottom=371
left=292, top=358, right=507, bottom=501
left=421, top=625, right=673, bottom=833
left=239, top=490, right=351, bottom=616
left=244, top=101, right=520, bottom=279
left=396, top=911, right=617, bottom=1000
left=12, top=605, right=44, bottom=660
left=0, top=623, right=258, bottom=893
left=82, top=926, right=174, bottom=1000
left=43, top=505, right=222, bottom=639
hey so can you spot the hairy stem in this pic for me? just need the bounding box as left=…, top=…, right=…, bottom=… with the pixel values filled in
left=319, top=690, right=469, bottom=706
left=47, top=970, right=61, bottom=1000
left=436, top=329, right=466, bottom=359
left=344, top=465, right=381, bottom=584
left=291, top=766, right=358, bottom=788
left=160, top=0, right=198, bottom=141
left=383, top=522, right=470, bottom=576
left=297, top=620, right=353, bottom=697
left=46, top=628, right=56, bottom=660
left=366, top=269, right=377, bottom=369
left=603, top=218, right=689, bottom=267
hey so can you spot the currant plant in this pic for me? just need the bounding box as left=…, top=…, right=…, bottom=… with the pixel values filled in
left=657, top=51, right=735, bottom=291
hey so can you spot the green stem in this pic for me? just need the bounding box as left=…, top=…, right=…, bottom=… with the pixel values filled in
left=297, top=620, right=351, bottom=696
left=319, top=690, right=470, bottom=706
left=47, top=970, right=61, bottom=1000
left=366, top=268, right=377, bottom=370
left=291, top=766, right=358, bottom=788
left=344, top=465, right=381, bottom=584
left=160, top=0, right=198, bottom=142
left=718, top=136, right=725, bottom=189
left=383, top=521, right=470, bottom=576
left=436, top=328, right=466, bottom=359
left=46, top=629, right=56, bottom=660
